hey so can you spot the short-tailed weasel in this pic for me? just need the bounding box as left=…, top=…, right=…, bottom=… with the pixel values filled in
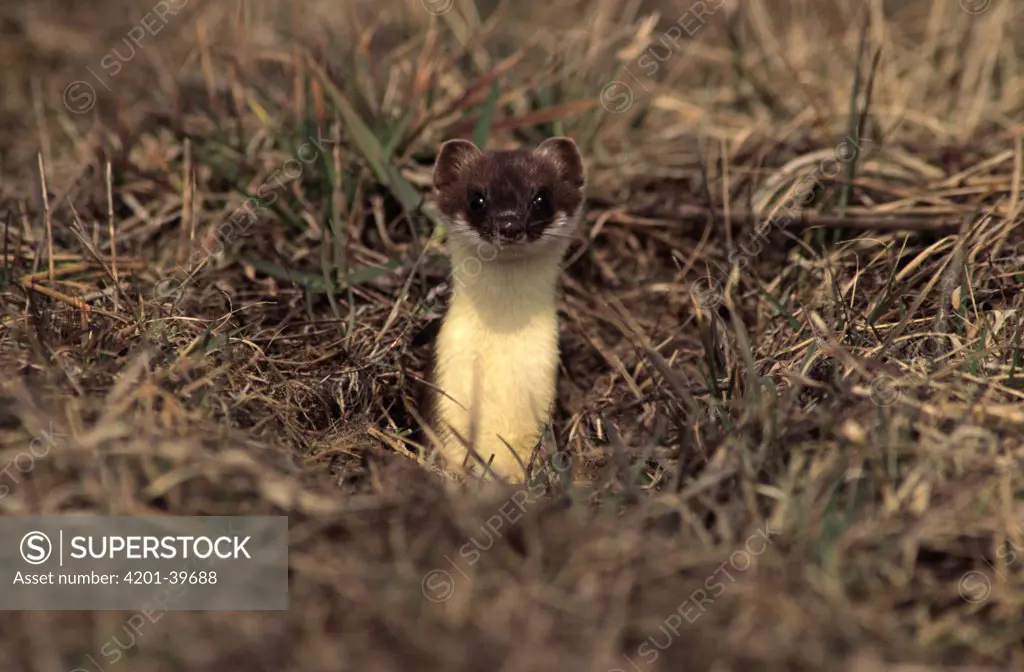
left=422, top=136, right=586, bottom=483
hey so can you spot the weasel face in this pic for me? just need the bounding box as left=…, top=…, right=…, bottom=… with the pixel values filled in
left=432, top=137, right=586, bottom=259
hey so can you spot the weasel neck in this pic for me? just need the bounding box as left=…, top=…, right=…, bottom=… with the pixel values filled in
left=446, top=243, right=567, bottom=330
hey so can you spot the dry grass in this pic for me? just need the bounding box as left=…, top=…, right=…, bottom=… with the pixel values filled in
left=1, top=0, right=1023, bottom=669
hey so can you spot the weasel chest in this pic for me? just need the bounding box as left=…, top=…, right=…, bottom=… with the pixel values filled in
left=432, top=306, right=559, bottom=480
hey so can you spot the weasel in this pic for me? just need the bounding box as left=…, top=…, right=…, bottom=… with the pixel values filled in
left=422, top=136, right=586, bottom=483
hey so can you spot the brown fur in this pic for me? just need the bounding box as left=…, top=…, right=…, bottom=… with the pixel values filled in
left=433, top=138, right=585, bottom=244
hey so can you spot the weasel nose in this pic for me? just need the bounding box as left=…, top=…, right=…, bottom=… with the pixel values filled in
left=494, top=214, right=526, bottom=242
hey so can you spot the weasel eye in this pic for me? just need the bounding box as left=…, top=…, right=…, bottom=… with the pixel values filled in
left=531, top=189, right=552, bottom=217
left=468, top=190, right=487, bottom=213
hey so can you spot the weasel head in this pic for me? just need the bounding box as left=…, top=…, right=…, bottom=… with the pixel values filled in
left=431, top=137, right=586, bottom=261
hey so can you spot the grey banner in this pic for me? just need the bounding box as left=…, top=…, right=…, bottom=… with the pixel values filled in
left=1, top=516, right=287, bottom=610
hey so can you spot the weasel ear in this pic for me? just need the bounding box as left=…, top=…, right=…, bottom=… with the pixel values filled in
left=433, top=139, right=482, bottom=191
left=536, top=136, right=585, bottom=189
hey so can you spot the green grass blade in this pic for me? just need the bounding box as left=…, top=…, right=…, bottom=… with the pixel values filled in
left=310, top=62, right=423, bottom=214
left=473, top=81, right=500, bottom=147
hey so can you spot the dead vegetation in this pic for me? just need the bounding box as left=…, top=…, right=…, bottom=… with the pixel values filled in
left=1, top=0, right=1023, bottom=669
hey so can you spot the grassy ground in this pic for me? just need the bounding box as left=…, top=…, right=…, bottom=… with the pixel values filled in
left=1, top=0, right=1023, bottom=669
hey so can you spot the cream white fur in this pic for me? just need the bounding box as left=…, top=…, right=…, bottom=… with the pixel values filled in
left=431, top=213, right=577, bottom=482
